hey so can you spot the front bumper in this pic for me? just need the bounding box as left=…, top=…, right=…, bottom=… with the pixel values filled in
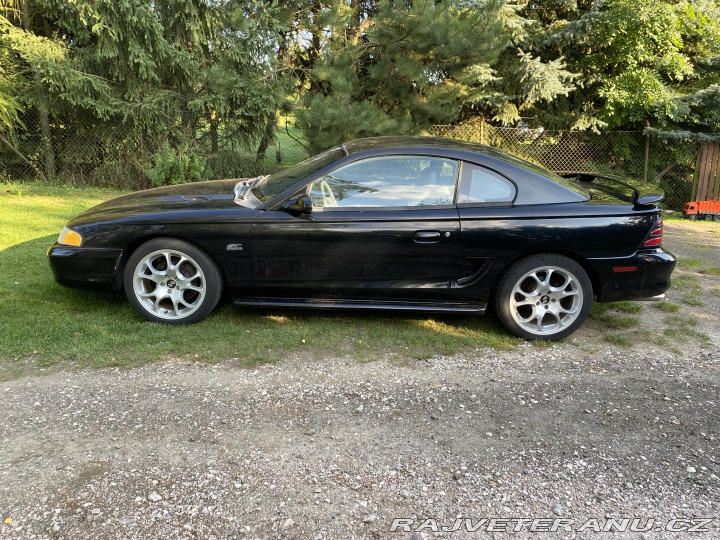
left=48, top=243, right=123, bottom=294
left=590, top=248, right=676, bottom=302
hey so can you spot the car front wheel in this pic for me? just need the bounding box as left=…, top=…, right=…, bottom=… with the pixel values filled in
left=124, top=238, right=223, bottom=324
left=494, top=254, right=592, bottom=340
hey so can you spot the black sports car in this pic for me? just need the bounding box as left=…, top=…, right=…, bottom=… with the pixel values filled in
left=48, top=136, right=675, bottom=340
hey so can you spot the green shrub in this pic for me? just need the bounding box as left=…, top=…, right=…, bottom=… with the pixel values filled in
left=144, top=143, right=206, bottom=187
left=204, top=149, right=263, bottom=180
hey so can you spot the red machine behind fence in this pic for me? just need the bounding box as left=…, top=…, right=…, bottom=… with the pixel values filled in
left=683, top=200, right=720, bottom=221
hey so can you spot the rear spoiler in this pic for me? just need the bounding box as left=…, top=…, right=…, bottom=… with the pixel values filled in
left=560, top=172, right=664, bottom=208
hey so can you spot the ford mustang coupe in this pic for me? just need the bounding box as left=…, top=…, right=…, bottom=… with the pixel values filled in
left=48, top=137, right=675, bottom=340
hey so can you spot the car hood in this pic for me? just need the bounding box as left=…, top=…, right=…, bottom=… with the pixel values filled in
left=70, top=179, right=251, bottom=225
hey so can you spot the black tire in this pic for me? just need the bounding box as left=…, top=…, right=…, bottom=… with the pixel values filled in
left=124, top=238, right=223, bottom=325
left=688, top=214, right=697, bottom=221
left=494, top=254, right=593, bottom=341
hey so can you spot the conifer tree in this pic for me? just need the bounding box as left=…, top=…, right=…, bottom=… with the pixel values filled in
left=295, top=0, right=511, bottom=152
left=513, top=0, right=720, bottom=132
left=1, top=0, right=287, bottom=181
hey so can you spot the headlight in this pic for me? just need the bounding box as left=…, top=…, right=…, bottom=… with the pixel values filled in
left=58, top=226, right=83, bottom=247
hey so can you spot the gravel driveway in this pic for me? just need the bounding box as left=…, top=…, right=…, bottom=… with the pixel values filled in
left=1, top=222, right=719, bottom=540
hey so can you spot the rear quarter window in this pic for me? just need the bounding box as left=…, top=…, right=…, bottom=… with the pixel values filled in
left=458, top=164, right=516, bottom=204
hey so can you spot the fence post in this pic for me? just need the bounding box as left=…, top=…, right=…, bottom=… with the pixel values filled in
left=643, top=132, right=650, bottom=183
left=692, top=143, right=701, bottom=201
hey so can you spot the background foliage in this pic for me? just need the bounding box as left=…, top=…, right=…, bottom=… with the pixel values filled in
left=0, top=0, right=719, bottom=191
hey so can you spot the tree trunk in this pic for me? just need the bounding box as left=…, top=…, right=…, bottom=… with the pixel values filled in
left=209, top=110, right=218, bottom=154
left=34, top=70, right=55, bottom=182
left=255, top=115, right=277, bottom=166
left=22, top=0, right=55, bottom=181
left=311, top=0, right=321, bottom=61
left=0, top=133, right=45, bottom=180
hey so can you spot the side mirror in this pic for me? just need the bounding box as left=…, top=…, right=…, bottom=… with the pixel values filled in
left=282, top=195, right=313, bottom=214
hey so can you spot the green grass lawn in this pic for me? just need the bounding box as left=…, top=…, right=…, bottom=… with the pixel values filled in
left=0, top=182, right=516, bottom=376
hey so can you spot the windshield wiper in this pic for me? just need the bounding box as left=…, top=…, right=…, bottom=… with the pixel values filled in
left=233, top=175, right=269, bottom=202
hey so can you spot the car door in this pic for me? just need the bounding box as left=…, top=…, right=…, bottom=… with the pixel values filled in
left=451, top=162, right=519, bottom=305
left=250, top=155, right=461, bottom=304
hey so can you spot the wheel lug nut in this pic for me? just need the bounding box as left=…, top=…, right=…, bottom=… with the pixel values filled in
left=161, top=282, right=165, bottom=286
left=167, top=289, right=172, bottom=294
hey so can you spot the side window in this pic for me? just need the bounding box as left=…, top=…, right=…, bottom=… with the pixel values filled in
left=458, top=164, right=515, bottom=204
left=309, top=156, right=457, bottom=208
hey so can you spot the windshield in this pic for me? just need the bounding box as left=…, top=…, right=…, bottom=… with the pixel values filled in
left=252, top=147, right=346, bottom=203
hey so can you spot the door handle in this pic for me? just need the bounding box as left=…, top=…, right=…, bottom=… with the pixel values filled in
left=414, top=230, right=442, bottom=243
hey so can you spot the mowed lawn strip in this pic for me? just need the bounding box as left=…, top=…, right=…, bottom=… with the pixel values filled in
left=0, top=182, right=516, bottom=373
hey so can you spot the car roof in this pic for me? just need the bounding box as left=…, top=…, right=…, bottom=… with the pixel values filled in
left=342, top=136, right=491, bottom=156
left=342, top=136, right=549, bottom=170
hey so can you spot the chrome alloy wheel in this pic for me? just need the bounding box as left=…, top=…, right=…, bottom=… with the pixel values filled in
left=132, top=249, right=207, bottom=320
left=509, top=265, right=583, bottom=336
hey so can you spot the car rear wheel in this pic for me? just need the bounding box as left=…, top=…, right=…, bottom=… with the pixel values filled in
left=124, top=238, right=223, bottom=324
left=495, top=254, right=592, bottom=340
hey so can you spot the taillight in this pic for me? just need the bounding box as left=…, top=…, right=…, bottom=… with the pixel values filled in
left=642, top=217, right=663, bottom=248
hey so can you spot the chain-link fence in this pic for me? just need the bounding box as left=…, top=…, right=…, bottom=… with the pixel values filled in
left=268, top=116, right=310, bottom=171
left=0, top=113, right=309, bottom=191
left=428, top=120, right=697, bottom=210
left=1, top=111, right=698, bottom=210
